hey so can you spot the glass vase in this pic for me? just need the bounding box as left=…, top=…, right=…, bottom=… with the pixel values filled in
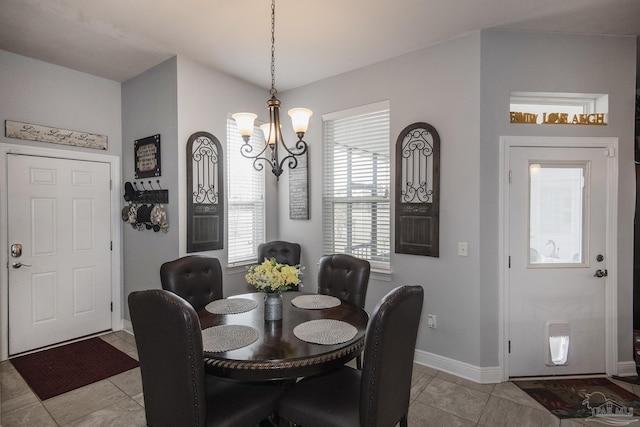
left=264, top=292, right=283, bottom=321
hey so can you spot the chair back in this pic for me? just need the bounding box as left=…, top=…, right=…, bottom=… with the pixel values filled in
left=317, top=254, right=370, bottom=308
left=257, top=241, right=301, bottom=266
left=160, top=255, right=223, bottom=310
left=128, top=289, right=207, bottom=427
left=360, top=285, right=424, bottom=426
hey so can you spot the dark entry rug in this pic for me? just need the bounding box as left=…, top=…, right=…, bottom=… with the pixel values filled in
left=514, top=378, right=640, bottom=419
left=10, top=337, right=139, bottom=400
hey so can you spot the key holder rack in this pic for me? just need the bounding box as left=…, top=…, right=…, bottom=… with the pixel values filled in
left=124, top=180, right=169, bottom=204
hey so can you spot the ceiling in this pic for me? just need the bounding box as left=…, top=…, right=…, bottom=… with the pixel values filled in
left=0, top=0, right=639, bottom=91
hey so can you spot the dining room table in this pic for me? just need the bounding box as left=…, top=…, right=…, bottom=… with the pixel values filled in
left=198, top=291, right=369, bottom=381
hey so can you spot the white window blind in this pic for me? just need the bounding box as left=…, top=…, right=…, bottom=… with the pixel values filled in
left=227, top=118, right=265, bottom=266
left=322, top=102, right=391, bottom=271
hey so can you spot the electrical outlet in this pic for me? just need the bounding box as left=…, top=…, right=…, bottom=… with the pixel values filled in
left=427, top=314, right=436, bottom=328
left=458, top=242, right=468, bottom=257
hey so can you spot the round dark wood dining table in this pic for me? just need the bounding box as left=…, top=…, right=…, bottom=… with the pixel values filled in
left=198, top=292, right=369, bottom=381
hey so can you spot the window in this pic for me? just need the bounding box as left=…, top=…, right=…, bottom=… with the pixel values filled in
left=322, top=101, right=391, bottom=271
left=227, top=118, right=265, bottom=266
left=528, top=162, right=586, bottom=266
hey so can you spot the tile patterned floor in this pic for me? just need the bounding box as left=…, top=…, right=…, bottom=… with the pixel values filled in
left=2, top=331, right=640, bottom=426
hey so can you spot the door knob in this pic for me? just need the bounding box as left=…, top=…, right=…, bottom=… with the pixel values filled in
left=12, top=262, right=32, bottom=269
left=594, top=269, right=608, bottom=278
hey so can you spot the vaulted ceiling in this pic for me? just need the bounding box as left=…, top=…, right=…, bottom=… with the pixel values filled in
left=1, top=0, right=639, bottom=90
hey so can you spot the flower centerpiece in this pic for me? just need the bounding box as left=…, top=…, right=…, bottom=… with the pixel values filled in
left=246, top=258, right=302, bottom=320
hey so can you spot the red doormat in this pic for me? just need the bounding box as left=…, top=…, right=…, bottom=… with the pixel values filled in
left=10, top=336, right=139, bottom=400
left=514, top=378, right=640, bottom=419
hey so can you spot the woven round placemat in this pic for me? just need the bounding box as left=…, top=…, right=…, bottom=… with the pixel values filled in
left=293, top=319, right=357, bottom=345
left=205, top=298, right=258, bottom=315
left=291, top=294, right=341, bottom=310
left=202, top=325, right=259, bottom=353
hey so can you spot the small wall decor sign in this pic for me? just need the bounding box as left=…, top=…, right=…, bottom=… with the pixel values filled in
left=289, top=151, right=309, bottom=220
left=5, top=120, right=108, bottom=150
left=509, top=112, right=607, bottom=125
left=134, top=134, right=161, bottom=178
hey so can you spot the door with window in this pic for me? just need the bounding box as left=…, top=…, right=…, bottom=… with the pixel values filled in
left=507, top=144, right=612, bottom=377
left=8, top=154, right=112, bottom=355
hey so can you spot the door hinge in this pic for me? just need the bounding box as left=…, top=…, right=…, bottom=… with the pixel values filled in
left=508, top=340, right=511, bottom=353
left=508, top=170, right=512, bottom=183
left=110, top=302, right=113, bottom=312
left=110, top=179, right=112, bottom=190
left=110, top=241, right=113, bottom=251
left=508, top=256, right=511, bottom=268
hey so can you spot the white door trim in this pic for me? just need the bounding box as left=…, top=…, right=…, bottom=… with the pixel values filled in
left=498, top=136, right=619, bottom=381
left=0, top=143, right=122, bottom=360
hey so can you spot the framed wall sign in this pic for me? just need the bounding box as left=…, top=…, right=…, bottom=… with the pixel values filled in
left=289, top=151, right=309, bottom=220
left=135, top=134, right=161, bottom=178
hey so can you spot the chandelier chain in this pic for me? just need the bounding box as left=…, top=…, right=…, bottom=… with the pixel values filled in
left=270, top=0, right=277, bottom=97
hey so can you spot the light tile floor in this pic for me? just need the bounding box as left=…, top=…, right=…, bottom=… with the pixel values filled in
left=2, top=331, right=640, bottom=426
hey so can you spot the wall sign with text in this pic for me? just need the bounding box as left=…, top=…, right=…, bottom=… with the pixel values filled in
left=510, top=112, right=607, bottom=125
left=135, top=134, right=161, bottom=178
left=5, top=120, right=108, bottom=150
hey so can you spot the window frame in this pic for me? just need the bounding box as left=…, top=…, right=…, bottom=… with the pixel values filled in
left=322, top=101, right=391, bottom=272
left=226, top=117, right=266, bottom=267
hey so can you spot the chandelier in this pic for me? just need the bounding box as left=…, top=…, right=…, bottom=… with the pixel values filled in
left=232, top=0, right=312, bottom=181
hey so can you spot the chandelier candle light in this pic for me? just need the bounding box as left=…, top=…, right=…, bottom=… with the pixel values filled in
left=232, top=0, right=312, bottom=181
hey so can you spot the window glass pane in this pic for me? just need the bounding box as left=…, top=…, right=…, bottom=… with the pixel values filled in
left=322, top=103, right=391, bottom=270
left=528, top=163, right=585, bottom=265
left=227, top=119, right=265, bottom=265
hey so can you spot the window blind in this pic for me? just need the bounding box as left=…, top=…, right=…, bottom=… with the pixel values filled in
left=227, top=118, right=265, bottom=266
left=322, top=102, right=391, bottom=271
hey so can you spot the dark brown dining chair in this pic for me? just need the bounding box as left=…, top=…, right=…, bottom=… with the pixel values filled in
left=160, top=255, right=223, bottom=310
left=318, top=253, right=370, bottom=368
left=278, top=285, right=424, bottom=427
left=257, top=240, right=301, bottom=266
left=129, top=289, right=284, bottom=427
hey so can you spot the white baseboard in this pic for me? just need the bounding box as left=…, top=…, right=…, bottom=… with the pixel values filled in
left=617, top=360, right=638, bottom=377
left=121, top=319, right=133, bottom=335
left=414, top=349, right=502, bottom=384
left=413, top=349, right=638, bottom=383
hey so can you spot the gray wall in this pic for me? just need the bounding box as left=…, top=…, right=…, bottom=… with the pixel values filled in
left=1, top=28, right=636, bottom=371
left=175, top=56, right=275, bottom=297
left=479, top=30, right=637, bottom=366
left=279, top=30, right=637, bottom=369
left=121, top=57, right=179, bottom=316
left=0, top=50, right=122, bottom=157
left=278, top=33, right=484, bottom=365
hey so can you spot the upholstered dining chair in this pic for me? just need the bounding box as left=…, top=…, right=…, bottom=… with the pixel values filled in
left=129, top=289, right=284, bottom=427
left=278, top=285, right=424, bottom=427
left=318, top=253, right=370, bottom=368
left=257, top=240, right=301, bottom=266
left=317, top=254, right=370, bottom=308
left=160, top=255, right=223, bottom=311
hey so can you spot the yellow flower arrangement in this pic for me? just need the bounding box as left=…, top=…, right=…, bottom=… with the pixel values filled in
left=245, top=258, right=302, bottom=294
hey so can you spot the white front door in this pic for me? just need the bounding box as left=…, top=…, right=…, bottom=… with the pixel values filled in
left=507, top=145, right=611, bottom=377
left=8, top=154, right=112, bottom=355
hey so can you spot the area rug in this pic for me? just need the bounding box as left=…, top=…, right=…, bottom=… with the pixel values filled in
left=514, top=378, right=640, bottom=419
left=10, top=337, right=139, bottom=400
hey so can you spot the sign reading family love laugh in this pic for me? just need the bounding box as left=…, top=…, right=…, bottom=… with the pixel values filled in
left=5, top=120, right=108, bottom=150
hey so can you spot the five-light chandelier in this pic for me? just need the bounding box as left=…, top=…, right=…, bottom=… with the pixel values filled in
left=232, top=0, right=312, bottom=181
